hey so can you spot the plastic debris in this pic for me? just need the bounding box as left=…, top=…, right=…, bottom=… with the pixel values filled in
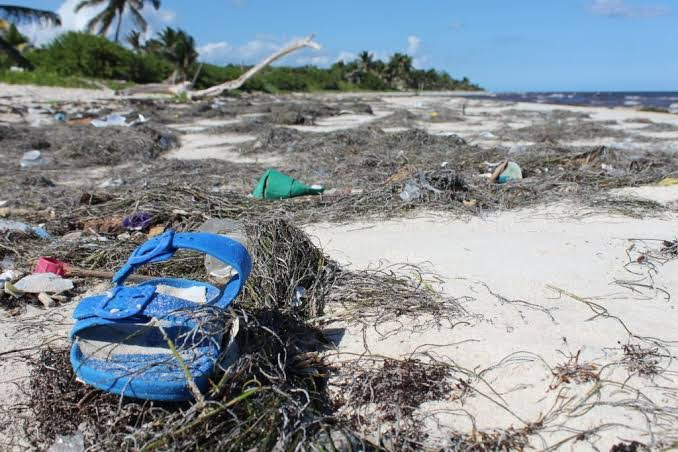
left=292, top=287, right=306, bottom=307
left=91, top=113, right=147, bottom=128
left=48, top=432, right=84, bottom=452
left=198, top=219, right=248, bottom=279
left=0, top=219, right=48, bottom=239
left=479, top=131, right=497, bottom=139
left=53, top=112, right=67, bottom=122
left=14, top=273, right=73, bottom=294
left=32, top=226, right=51, bottom=240
left=99, top=178, right=124, bottom=188
left=491, top=161, right=523, bottom=184
left=34, top=256, right=154, bottom=282
left=35, top=257, right=67, bottom=276
left=252, top=169, right=324, bottom=200
left=123, top=212, right=152, bottom=231
left=399, top=180, right=421, bottom=202
left=20, top=150, right=46, bottom=168
left=3, top=281, right=23, bottom=298
left=601, top=163, right=625, bottom=177
left=0, top=219, right=31, bottom=235
left=0, top=270, right=19, bottom=283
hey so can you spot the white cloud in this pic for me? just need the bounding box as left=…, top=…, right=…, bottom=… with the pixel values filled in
left=407, top=35, right=421, bottom=55
left=589, top=0, right=670, bottom=18
left=19, top=0, right=176, bottom=46
left=336, top=51, right=356, bottom=63
left=199, top=35, right=313, bottom=65
left=404, top=35, right=430, bottom=69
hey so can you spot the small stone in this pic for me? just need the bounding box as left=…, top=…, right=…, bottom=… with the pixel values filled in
left=38, top=292, right=55, bottom=308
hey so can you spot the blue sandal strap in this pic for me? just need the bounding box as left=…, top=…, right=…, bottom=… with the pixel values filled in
left=112, top=230, right=252, bottom=306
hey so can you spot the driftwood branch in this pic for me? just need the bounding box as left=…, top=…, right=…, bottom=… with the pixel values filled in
left=122, top=34, right=321, bottom=98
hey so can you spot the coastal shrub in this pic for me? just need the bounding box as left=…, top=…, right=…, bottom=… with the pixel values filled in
left=26, top=32, right=171, bottom=83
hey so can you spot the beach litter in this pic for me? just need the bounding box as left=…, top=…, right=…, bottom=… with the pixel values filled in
left=47, top=432, right=84, bottom=452
left=198, top=218, right=248, bottom=280
left=35, top=257, right=155, bottom=283
left=20, top=150, right=46, bottom=168
left=252, top=169, right=324, bottom=199
left=91, top=113, right=147, bottom=128
left=13, top=272, right=73, bottom=294
left=0, top=219, right=50, bottom=239
left=122, top=212, right=152, bottom=231
left=490, top=161, right=523, bottom=183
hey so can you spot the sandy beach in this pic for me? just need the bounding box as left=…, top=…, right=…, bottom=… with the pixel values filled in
left=1, top=83, right=678, bottom=450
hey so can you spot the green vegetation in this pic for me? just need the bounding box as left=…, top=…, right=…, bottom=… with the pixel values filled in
left=0, top=5, right=482, bottom=93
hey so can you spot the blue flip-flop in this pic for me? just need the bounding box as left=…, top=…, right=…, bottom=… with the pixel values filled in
left=69, top=230, right=251, bottom=401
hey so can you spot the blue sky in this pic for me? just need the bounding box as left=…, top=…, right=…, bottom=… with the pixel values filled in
left=15, top=0, right=678, bottom=91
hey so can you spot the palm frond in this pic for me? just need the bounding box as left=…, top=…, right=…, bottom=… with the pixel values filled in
left=86, top=7, right=115, bottom=35
left=128, top=6, right=147, bottom=32
left=75, top=0, right=107, bottom=13
left=0, top=35, right=34, bottom=68
left=0, top=5, right=60, bottom=25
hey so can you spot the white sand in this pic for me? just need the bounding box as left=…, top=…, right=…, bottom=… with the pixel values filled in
left=307, top=204, right=678, bottom=448
left=3, top=85, right=678, bottom=449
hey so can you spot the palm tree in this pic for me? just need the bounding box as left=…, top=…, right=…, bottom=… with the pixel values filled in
left=75, top=0, right=160, bottom=43
left=126, top=29, right=141, bottom=50
left=357, top=50, right=374, bottom=74
left=146, top=27, right=197, bottom=82
left=0, top=5, right=61, bottom=69
left=0, top=5, right=61, bottom=25
left=386, top=52, right=413, bottom=89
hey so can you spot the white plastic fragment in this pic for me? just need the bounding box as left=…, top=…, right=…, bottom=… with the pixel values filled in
left=48, top=432, right=84, bottom=452
left=14, top=273, right=74, bottom=294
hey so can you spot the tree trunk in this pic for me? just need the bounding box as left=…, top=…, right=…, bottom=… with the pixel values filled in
left=114, top=12, right=123, bottom=43
left=122, top=34, right=321, bottom=98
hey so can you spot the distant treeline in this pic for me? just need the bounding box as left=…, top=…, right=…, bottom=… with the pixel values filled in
left=0, top=30, right=482, bottom=92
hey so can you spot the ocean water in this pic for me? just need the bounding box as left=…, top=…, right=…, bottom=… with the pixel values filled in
left=466, top=92, right=678, bottom=112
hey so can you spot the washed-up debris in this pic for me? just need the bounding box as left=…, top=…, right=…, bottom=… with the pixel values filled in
left=123, top=212, right=152, bottom=231
left=20, top=150, right=46, bottom=168
left=0, top=219, right=49, bottom=239
left=252, top=169, right=324, bottom=200
left=399, top=180, right=421, bottom=202
left=198, top=219, right=248, bottom=279
left=399, top=169, right=467, bottom=202
left=14, top=273, right=73, bottom=294
left=91, top=113, right=147, bottom=128
left=0, top=270, right=20, bottom=283
left=490, top=161, right=523, bottom=183
left=34, top=257, right=154, bottom=282
left=47, top=432, right=84, bottom=452
left=601, top=163, right=625, bottom=177
left=98, top=178, right=124, bottom=188
left=0, top=219, right=32, bottom=235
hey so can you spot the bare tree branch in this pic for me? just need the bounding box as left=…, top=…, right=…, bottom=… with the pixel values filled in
left=122, top=34, right=321, bottom=98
